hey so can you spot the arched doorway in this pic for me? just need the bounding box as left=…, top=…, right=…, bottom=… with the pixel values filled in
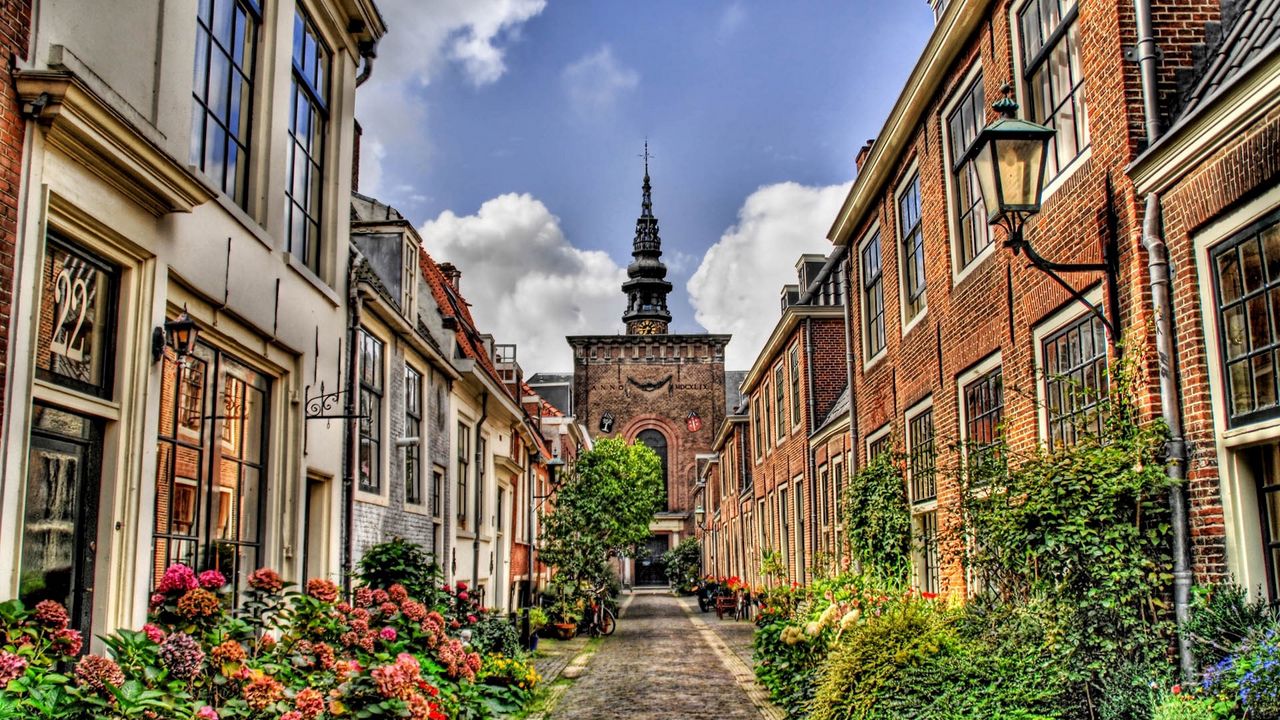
left=634, top=429, right=669, bottom=587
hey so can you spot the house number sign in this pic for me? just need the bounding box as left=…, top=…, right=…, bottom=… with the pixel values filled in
left=38, top=239, right=115, bottom=395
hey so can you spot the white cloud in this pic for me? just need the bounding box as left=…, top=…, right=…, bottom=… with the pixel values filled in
left=717, top=2, right=746, bottom=43
left=419, top=193, right=628, bottom=373
left=356, top=0, right=546, bottom=199
left=562, top=45, right=639, bottom=117
left=688, top=181, right=851, bottom=369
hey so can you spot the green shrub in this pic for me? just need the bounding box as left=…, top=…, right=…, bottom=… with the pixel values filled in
left=1185, top=584, right=1280, bottom=669
left=355, top=537, right=445, bottom=605
left=1151, top=692, right=1235, bottom=720
left=809, top=597, right=950, bottom=720
left=470, top=612, right=521, bottom=656
left=662, top=537, right=702, bottom=593
left=841, top=450, right=911, bottom=584
left=753, top=616, right=829, bottom=718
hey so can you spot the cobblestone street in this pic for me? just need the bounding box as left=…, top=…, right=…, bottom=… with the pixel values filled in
left=541, top=593, right=780, bottom=720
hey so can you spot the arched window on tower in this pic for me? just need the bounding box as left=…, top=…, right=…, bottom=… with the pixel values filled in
left=636, top=429, right=669, bottom=510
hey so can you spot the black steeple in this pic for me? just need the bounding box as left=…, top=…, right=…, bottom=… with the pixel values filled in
left=623, top=143, right=673, bottom=335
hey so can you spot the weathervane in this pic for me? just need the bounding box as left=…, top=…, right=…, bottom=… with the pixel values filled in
left=639, top=139, right=654, bottom=173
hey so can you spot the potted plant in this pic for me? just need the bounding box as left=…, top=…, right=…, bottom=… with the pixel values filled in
left=548, top=596, right=582, bottom=639
left=528, top=607, right=549, bottom=649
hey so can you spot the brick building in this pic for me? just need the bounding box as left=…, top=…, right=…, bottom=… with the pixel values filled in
left=816, top=0, right=1228, bottom=597
left=348, top=193, right=458, bottom=571
left=1129, top=3, right=1280, bottom=598
left=567, top=158, right=733, bottom=587
left=0, top=0, right=30, bottom=437
left=697, top=254, right=850, bottom=586
left=0, top=0, right=384, bottom=643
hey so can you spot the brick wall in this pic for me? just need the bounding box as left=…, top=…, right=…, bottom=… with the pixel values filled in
left=569, top=335, right=728, bottom=534
left=833, top=0, right=1218, bottom=596
left=0, top=0, right=31, bottom=429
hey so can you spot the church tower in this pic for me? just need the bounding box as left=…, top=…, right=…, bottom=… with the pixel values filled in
left=622, top=144, right=673, bottom=335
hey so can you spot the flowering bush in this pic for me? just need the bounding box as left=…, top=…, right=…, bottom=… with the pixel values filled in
left=0, top=554, right=530, bottom=720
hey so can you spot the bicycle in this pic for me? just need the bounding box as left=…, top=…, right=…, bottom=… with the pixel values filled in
left=581, top=585, right=617, bottom=637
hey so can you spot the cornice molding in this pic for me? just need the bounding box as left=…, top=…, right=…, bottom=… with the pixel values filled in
left=1129, top=45, right=1280, bottom=195
left=827, top=0, right=994, bottom=245
left=16, top=69, right=213, bottom=216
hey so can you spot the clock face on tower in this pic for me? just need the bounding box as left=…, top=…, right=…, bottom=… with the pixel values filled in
left=630, top=319, right=667, bottom=335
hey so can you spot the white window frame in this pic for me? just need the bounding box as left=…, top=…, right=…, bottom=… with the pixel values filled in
left=941, top=62, right=998, bottom=286
left=957, top=351, right=1004, bottom=474
left=865, top=422, right=893, bottom=463
left=1009, top=0, right=1092, bottom=205
left=356, top=324, right=389, bottom=505
left=904, top=396, right=939, bottom=594
left=774, top=363, right=787, bottom=446
left=895, top=162, right=929, bottom=335
left=1194, top=184, right=1280, bottom=599
left=789, top=343, right=803, bottom=432
left=402, top=360, right=429, bottom=512
left=1031, top=286, right=1105, bottom=446
left=858, top=222, right=888, bottom=368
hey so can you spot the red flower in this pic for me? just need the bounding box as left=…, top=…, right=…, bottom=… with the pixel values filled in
left=306, top=578, right=339, bottom=603
left=248, top=567, right=283, bottom=593
left=1172, top=684, right=1182, bottom=695
left=33, top=600, right=70, bottom=630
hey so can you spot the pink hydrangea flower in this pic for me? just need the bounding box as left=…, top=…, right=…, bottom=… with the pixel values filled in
left=158, top=564, right=198, bottom=593
left=197, top=570, right=227, bottom=590
left=0, top=651, right=28, bottom=685
left=379, top=627, right=397, bottom=642
left=33, top=600, right=70, bottom=630
left=195, top=707, right=218, bottom=720
left=142, top=624, right=166, bottom=643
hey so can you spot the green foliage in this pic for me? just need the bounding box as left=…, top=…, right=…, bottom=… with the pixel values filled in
left=526, top=607, right=549, bottom=633
left=959, top=368, right=1176, bottom=706
left=470, top=613, right=521, bottom=657
left=808, top=597, right=950, bottom=720
left=1151, top=693, right=1235, bottom=720
left=538, top=437, right=664, bottom=587
left=1184, top=584, right=1280, bottom=669
left=754, top=616, right=829, bottom=718
left=841, top=450, right=912, bottom=584
left=356, top=537, right=446, bottom=607
left=662, top=537, right=702, bottom=593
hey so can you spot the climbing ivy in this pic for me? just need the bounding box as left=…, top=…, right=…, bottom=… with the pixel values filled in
left=841, top=449, right=912, bottom=585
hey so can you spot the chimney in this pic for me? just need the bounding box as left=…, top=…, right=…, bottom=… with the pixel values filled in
left=438, top=262, right=461, bottom=291
left=352, top=120, right=362, bottom=193
left=855, top=139, right=875, bottom=173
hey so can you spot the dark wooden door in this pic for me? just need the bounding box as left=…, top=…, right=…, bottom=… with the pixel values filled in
left=635, top=534, right=670, bottom=586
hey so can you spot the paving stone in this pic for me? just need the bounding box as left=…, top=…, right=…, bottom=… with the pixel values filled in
left=544, top=593, right=774, bottom=720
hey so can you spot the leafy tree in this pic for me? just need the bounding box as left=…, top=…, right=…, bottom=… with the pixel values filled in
left=538, top=437, right=664, bottom=587
left=662, top=537, right=702, bottom=592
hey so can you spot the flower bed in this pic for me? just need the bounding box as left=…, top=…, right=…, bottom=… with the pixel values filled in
left=0, top=562, right=539, bottom=719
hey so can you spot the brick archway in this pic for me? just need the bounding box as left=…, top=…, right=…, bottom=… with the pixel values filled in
left=622, top=415, right=680, bottom=510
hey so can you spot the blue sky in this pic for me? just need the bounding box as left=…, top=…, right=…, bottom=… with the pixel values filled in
left=357, top=1, right=935, bottom=371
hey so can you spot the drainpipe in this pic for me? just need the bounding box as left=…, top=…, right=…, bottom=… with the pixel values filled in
left=355, top=40, right=378, bottom=87
left=341, top=270, right=363, bottom=595
left=841, top=249, right=858, bottom=474
left=803, top=317, right=816, bottom=581
left=472, top=392, right=489, bottom=595
left=1132, top=0, right=1194, bottom=681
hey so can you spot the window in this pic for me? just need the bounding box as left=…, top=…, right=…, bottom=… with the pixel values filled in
left=774, top=365, right=786, bottom=440
left=833, top=461, right=845, bottom=523
left=753, top=398, right=763, bottom=461
left=917, top=511, right=940, bottom=594
left=908, top=408, right=937, bottom=503
left=898, top=174, right=926, bottom=322
left=637, top=430, right=669, bottom=509
left=1244, top=443, right=1280, bottom=601
left=861, top=230, right=886, bottom=358
left=819, top=465, right=830, bottom=530
left=457, top=423, right=470, bottom=527
left=1042, top=314, right=1109, bottom=447
left=1019, top=0, right=1089, bottom=182
left=285, top=10, right=330, bottom=273
left=964, top=366, right=1004, bottom=473
left=779, top=487, right=790, bottom=576
left=868, top=429, right=891, bottom=461
left=947, top=74, right=992, bottom=268
left=404, top=366, right=423, bottom=505
left=789, top=346, right=801, bottom=428
left=153, top=345, right=269, bottom=595
left=357, top=330, right=383, bottom=494
left=191, top=0, right=259, bottom=206
left=477, top=436, right=487, bottom=524
left=432, top=468, right=443, bottom=518
left=36, top=236, right=118, bottom=398
left=1212, top=212, right=1280, bottom=426
left=764, top=384, right=774, bottom=450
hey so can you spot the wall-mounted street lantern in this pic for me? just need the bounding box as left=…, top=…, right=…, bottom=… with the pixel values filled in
left=964, top=85, right=1121, bottom=343
left=534, top=457, right=566, bottom=501
left=694, top=504, right=710, bottom=532
left=151, top=309, right=200, bottom=363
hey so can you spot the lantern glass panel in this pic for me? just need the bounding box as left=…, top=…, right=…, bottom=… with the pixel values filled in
left=974, top=145, right=1001, bottom=224
left=996, top=137, right=1047, bottom=208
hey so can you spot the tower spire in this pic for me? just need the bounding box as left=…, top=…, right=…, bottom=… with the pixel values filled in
left=622, top=142, right=672, bottom=335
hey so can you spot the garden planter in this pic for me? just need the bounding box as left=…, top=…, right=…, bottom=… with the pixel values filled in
left=552, top=622, right=578, bottom=639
